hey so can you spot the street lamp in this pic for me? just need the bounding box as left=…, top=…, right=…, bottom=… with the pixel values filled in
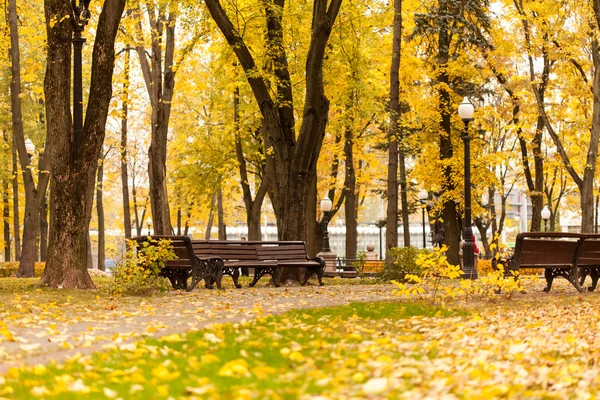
left=146, top=218, right=152, bottom=236
left=541, top=206, right=551, bottom=232
left=320, top=196, right=332, bottom=253
left=24, top=139, right=35, bottom=161
left=458, top=97, right=477, bottom=279
left=72, top=0, right=91, bottom=159
left=418, top=189, right=428, bottom=248
left=376, top=219, right=386, bottom=260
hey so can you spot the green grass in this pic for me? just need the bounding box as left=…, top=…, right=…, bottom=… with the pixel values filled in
left=0, top=300, right=466, bottom=399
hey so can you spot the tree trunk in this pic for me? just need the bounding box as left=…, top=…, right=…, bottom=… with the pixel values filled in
left=39, top=195, right=48, bottom=261
left=40, top=0, right=125, bottom=288
left=205, top=0, right=342, bottom=283
left=12, top=140, right=20, bottom=261
left=233, top=86, right=267, bottom=242
left=121, top=49, right=132, bottom=239
left=96, top=157, right=105, bottom=271
left=386, top=0, right=402, bottom=257
left=8, top=0, right=50, bottom=277
left=218, top=187, right=225, bottom=240
left=87, top=233, right=93, bottom=269
left=399, top=147, right=410, bottom=247
left=3, top=178, right=10, bottom=262
left=344, top=126, right=357, bottom=259
left=136, top=4, right=178, bottom=236
left=436, top=2, right=460, bottom=266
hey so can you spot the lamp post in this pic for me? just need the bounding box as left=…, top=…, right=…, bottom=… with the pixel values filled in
left=418, top=189, right=428, bottom=248
left=320, top=197, right=332, bottom=253
left=376, top=219, right=386, bottom=260
left=146, top=218, right=152, bottom=236
left=458, top=97, right=477, bottom=279
left=541, top=206, right=551, bottom=232
left=72, top=0, right=91, bottom=160
left=24, top=139, right=35, bottom=161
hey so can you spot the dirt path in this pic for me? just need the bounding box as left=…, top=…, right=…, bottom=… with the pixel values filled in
left=0, top=284, right=395, bottom=373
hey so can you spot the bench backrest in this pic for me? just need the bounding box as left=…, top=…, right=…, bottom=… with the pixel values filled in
left=512, top=232, right=581, bottom=269
left=131, top=235, right=194, bottom=269
left=579, top=234, right=600, bottom=267
left=255, top=242, right=309, bottom=261
left=191, top=240, right=258, bottom=261
left=190, top=240, right=311, bottom=262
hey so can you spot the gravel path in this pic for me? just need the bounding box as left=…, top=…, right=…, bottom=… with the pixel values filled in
left=0, top=284, right=395, bottom=373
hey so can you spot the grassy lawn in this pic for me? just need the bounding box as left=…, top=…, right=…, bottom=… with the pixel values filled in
left=0, top=301, right=462, bottom=399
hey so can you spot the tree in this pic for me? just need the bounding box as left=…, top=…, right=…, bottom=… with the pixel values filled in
left=205, top=0, right=342, bottom=281
left=40, top=0, right=126, bottom=288
left=8, top=0, right=50, bottom=276
left=411, top=0, right=490, bottom=265
left=386, top=0, right=402, bottom=255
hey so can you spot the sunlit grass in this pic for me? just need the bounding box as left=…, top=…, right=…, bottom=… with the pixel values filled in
left=1, top=300, right=461, bottom=399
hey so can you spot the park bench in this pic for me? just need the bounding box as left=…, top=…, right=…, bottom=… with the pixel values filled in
left=577, top=234, right=600, bottom=291
left=131, top=235, right=211, bottom=292
left=495, top=232, right=585, bottom=293
left=191, top=240, right=325, bottom=289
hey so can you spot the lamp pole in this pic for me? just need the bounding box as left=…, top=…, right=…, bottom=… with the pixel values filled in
left=418, top=189, right=428, bottom=249
left=73, top=0, right=90, bottom=160
left=146, top=218, right=152, bottom=236
left=376, top=219, right=386, bottom=260
left=320, top=197, right=332, bottom=253
left=541, top=205, right=551, bottom=232
left=458, top=97, right=477, bottom=280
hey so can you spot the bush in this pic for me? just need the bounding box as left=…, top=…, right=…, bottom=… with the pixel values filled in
left=477, top=259, right=493, bottom=276
left=109, top=238, right=176, bottom=296
left=0, top=262, right=45, bottom=277
left=377, top=247, right=428, bottom=282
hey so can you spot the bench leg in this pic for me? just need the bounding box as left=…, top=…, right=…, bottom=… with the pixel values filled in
left=316, top=266, right=324, bottom=286
left=543, top=269, right=554, bottom=292
left=249, top=267, right=274, bottom=287
left=232, top=268, right=242, bottom=289
left=590, top=268, right=600, bottom=291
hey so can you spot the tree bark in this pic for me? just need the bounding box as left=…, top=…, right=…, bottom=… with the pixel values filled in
left=96, top=156, right=105, bottom=271
left=12, top=140, right=19, bottom=261
left=386, top=0, right=402, bottom=257
left=39, top=194, right=48, bottom=261
left=399, top=146, right=410, bottom=247
left=3, top=178, right=9, bottom=262
left=121, top=49, right=132, bottom=239
left=40, top=0, right=125, bottom=288
left=217, top=187, right=225, bottom=240
left=344, top=125, right=357, bottom=259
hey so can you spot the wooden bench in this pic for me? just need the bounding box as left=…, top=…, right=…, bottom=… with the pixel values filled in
left=131, top=235, right=211, bottom=292
left=495, top=232, right=585, bottom=292
left=191, top=240, right=325, bottom=289
left=577, top=234, right=600, bottom=291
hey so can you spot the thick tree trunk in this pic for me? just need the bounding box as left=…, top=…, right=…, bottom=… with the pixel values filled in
left=40, top=0, right=125, bottom=288
left=96, top=158, right=105, bottom=271
left=121, top=50, right=132, bottom=239
left=386, top=0, right=402, bottom=256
